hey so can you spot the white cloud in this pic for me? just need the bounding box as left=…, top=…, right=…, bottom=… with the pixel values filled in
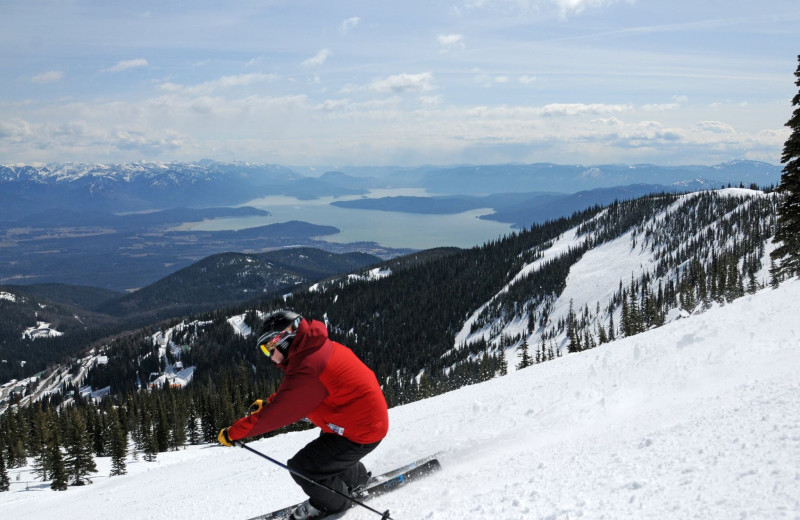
left=642, top=103, right=681, bottom=111
left=519, top=75, right=537, bottom=85
left=301, top=49, right=332, bottom=68
left=0, top=88, right=784, bottom=166
left=103, top=59, right=148, bottom=73
left=696, top=121, right=736, bottom=134
left=245, top=56, right=264, bottom=68
left=419, top=96, right=443, bottom=107
left=369, top=72, right=435, bottom=93
left=0, top=117, right=33, bottom=140
left=438, top=34, right=465, bottom=51
left=461, top=0, right=626, bottom=17
left=339, top=17, right=360, bottom=35
left=538, top=103, right=633, bottom=116
left=554, top=0, right=623, bottom=16
left=158, top=73, right=278, bottom=95
left=31, top=70, right=64, bottom=84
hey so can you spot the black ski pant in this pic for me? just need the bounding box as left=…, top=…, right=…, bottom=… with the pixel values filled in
left=287, top=432, right=380, bottom=514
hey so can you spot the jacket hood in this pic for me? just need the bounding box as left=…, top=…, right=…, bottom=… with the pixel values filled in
left=283, top=318, right=328, bottom=366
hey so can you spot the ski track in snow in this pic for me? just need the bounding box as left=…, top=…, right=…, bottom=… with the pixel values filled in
left=2, top=280, right=800, bottom=519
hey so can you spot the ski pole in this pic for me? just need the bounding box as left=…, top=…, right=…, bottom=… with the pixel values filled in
left=235, top=441, right=393, bottom=520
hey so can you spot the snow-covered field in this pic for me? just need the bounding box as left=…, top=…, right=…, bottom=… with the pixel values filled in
left=2, top=280, right=800, bottom=519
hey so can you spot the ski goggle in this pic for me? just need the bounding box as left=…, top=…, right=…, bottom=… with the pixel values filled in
left=258, top=329, right=291, bottom=357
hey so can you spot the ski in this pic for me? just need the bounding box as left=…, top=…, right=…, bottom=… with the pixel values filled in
left=247, top=456, right=442, bottom=520
left=355, top=458, right=441, bottom=499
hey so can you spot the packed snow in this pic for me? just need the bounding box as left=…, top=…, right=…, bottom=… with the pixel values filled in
left=2, top=279, right=799, bottom=519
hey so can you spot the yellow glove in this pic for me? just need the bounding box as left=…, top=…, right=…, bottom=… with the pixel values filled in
left=248, top=399, right=265, bottom=415
left=218, top=427, right=234, bottom=447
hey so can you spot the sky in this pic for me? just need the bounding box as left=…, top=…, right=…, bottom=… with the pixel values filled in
left=1, top=0, right=799, bottom=167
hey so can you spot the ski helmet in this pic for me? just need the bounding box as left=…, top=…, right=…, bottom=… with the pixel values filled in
left=256, top=310, right=301, bottom=358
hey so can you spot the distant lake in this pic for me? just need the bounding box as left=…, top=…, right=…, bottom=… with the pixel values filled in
left=179, top=189, right=514, bottom=250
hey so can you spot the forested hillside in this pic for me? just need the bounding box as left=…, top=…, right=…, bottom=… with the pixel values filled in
left=0, top=189, right=784, bottom=480
left=0, top=249, right=382, bottom=383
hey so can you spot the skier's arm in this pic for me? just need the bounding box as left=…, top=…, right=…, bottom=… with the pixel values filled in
left=226, top=367, right=328, bottom=440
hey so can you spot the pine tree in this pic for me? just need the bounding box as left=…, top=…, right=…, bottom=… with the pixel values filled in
left=0, top=447, right=10, bottom=492
left=497, top=347, right=508, bottom=376
left=187, top=401, right=201, bottom=445
left=48, top=435, right=68, bottom=491
left=566, top=300, right=581, bottom=351
left=597, top=323, right=608, bottom=344
left=64, top=410, right=98, bottom=486
left=516, top=338, right=532, bottom=369
left=771, top=54, right=800, bottom=279
left=109, top=409, right=128, bottom=476
left=607, top=312, right=615, bottom=341
left=620, top=296, right=630, bottom=336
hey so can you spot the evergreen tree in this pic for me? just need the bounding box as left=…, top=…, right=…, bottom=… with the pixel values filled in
left=597, top=323, right=608, bottom=344
left=0, top=448, right=9, bottom=492
left=64, top=410, right=97, bottom=486
left=31, top=408, right=58, bottom=482
left=620, top=296, right=630, bottom=336
left=109, top=409, right=128, bottom=476
left=497, top=347, right=508, bottom=376
left=155, top=400, right=170, bottom=453
left=143, top=433, right=158, bottom=462
left=566, top=300, right=582, bottom=352
left=187, top=401, right=201, bottom=445
left=607, top=312, right=615, bottom=341
left=771, top=54, right=800, bottom=279
left=516, top=338, right=532, bottom=369
left=48, top=434, right=68, bottom=491
left=418, top=373, right=433, bottom=399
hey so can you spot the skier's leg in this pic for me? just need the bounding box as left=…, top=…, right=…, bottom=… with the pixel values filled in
left=287, top=433, right=380, bottom=513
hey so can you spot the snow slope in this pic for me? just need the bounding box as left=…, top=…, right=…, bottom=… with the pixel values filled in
left=2, top=280, right=800, bottom=519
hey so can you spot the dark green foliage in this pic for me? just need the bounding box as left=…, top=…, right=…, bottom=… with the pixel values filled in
left=48, top=441, right=68, bottom=491
left=64, top=410, right=97, bottom=485
left=516, top=338, right=532, bottom=369
left=771, top=54, right=800, bottom=279
left=109, top=408, right=127, bottom=476
left=0, top=447, right=9, bottom=491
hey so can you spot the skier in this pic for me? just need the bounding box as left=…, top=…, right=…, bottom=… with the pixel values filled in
left=218, top=310, right=390, bottom=520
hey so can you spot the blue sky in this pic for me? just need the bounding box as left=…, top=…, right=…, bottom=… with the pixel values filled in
left=1, top=0, right=798, bottom=167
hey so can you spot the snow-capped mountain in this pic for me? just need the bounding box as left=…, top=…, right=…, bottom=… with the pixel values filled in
left=2, top=276, right=797, bottom=519
left=0, top=161, right=306, bottom=218
left=0, top=161, right=295, bottom=185
left=458, top=188, right=779, bottom=370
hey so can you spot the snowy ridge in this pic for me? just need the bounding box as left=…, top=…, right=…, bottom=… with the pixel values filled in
left=0, top=161, right=258, bottom=184
left=2, top=278, right=798, bottom=519
left=459, top=189, right=779, bottom=371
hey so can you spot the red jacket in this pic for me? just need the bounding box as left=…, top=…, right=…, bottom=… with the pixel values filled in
left=227, top=318, right=389, bottom=445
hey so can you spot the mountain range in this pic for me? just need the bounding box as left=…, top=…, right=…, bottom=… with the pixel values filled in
left=0, top=187, right=781, bottom=404
left=0, top=159, right=782, bottom=220
left=0, top=160, right=783, bottom=294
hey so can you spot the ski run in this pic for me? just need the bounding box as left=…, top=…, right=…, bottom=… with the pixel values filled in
left=1, top=274, right=798, bottom=518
